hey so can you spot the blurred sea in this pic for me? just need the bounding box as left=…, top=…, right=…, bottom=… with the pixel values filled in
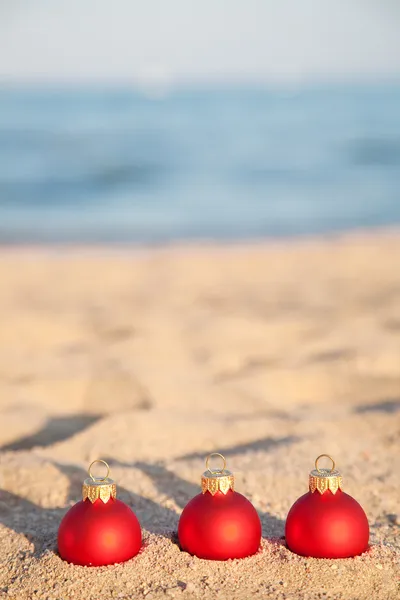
left=0, top=85, right=399, bottom=244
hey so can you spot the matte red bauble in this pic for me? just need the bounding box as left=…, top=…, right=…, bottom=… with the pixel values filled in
left=178, top=453, right=261, bottom=560
left=58, top=460, right=142, bottom=566
left=285, top=454, right=369, bottom=558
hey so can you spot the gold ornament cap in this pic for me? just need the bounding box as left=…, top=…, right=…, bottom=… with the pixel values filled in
left=201, top=453, right=235, bottom=496
left=82, top=459, right=117, bottom=503
left=309, top=454, right=343, bottom=495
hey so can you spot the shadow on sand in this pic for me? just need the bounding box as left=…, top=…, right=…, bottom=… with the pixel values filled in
left=0, top=431, right=298, bottom=557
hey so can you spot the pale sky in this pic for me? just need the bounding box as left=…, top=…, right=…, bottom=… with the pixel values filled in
left=0, top=0, right=399, bottom=85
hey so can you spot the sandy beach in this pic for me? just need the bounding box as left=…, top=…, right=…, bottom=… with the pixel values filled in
left=0, top=230, right=399, bottom=600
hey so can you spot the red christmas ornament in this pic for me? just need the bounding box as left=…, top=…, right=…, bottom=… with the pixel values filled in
left=285, top=454, right=369, bottom=558
left=178, top=453, right=261, bottom=560
left=58, top=459, right=142, bottom=566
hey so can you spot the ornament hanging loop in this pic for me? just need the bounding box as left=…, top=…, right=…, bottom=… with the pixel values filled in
left=206, top=453, right=227, bottom=474
left=315, top=454, right=335, bottom=474
left=88, top=459, right=110, bottom=482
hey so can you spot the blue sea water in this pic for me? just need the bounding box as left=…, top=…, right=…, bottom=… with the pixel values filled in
left=0, top=85, right=399, bottom=243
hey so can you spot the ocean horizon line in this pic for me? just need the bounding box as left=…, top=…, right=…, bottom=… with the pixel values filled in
left=1, top=78, right=400, bottom=95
